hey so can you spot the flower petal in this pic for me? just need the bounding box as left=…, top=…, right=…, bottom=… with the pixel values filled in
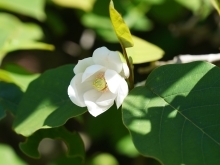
left=68, top=73, right=93, bottom=107
left=120, top=63, right=130, bottom=78
left=82, top=65, right=105, bottom=82
left=105, top=69, right=121, bottom=94
left=115, top=78, right=129, bottom=108
left=74, top=57, right=94, bottom=74
left=84, top=89, right=112, bottom=117
left=93, top=47, right=123, bottom=73
left=96, top=92, right=116, bottom=106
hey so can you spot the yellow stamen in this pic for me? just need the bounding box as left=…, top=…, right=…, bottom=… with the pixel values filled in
left=93, top=73, right=108, bottom=92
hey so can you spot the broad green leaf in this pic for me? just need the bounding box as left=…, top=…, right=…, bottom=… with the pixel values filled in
left=0, top=144, right=27, bottom=165
left=0, top=64, right=39, bottom=91
left=20, top=127, right=84, bottom=160
left=109, top=0, right=134, bottom=48
left=13, top=65, right=87, bottom=137
left=125, top=36, right=164, bottom=64
left=52, top=0, right=96, bottom=12
left=210, top=0, right=220, bottom=14
left=0, top=82, right=23, bottom=120
left=123, top=61, right=220, bottom=165
left=0, top=0, right=46, bottom=21
left=0, top=13, right=54, bottom=63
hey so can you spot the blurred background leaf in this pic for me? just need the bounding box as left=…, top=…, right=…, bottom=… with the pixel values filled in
left=0, top=13, right=54, bottom=64
left=210, top=0, right=220, bottom=14
left=0, top=64, right=39, bottom=91
left=51, top=0, right=96, bottom=12
left=0, top=0, right=46, bottom=21
left=0, top=143, right=27, bottom=165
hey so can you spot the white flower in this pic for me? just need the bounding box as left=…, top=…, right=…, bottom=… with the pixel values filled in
left=68, top=46, right=129, bottom=117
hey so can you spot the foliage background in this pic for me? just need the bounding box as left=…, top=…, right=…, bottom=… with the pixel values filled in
left=0, top=0, right=220, bottom=165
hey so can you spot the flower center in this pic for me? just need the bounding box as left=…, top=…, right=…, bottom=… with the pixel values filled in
left=93, top=73, right=108, bottom=92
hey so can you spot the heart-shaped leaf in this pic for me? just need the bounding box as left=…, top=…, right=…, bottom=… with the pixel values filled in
left=13, top=65, right=87, bottom=137
left=123, top=61, right=220, bottom=165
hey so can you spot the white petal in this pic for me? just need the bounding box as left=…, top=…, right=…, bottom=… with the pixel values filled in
left=93, top=47, right=123, bottom=73
left=84, top=89, right=112, bottom=117
left=115, top=78, right=129, bottom=108
left=96, top=92, right=116, bottom=106
left=120, top=63, right=130, bottom=78
left=107, top=51, right=123, bottom=73
left=68, top=73, right=93, bottom=107
left=82, top=65, right=105, bottom=82
left=92, top=46, right=110, bottom=65
left=105, top=69, right=121, bottom=94
left=74, top=57, right=94, bottom=74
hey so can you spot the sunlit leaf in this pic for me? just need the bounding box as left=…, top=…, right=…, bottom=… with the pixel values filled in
left=0, top=13, right=54, bottom=63
left=210, top=0, right=220, bottom=14
left=116, top=135, right=139, bottom=157
left=109, top=0, right=133, bottom=48
left=0, top=64, right=39, bottom=91
left=123, top=61, right=220, bottom=165
left=0, top=144, right=27, bottom=165
left=20, top=127, right=84, bottom=160
left=52, top=0, right=96, bottom=12
left=90, top=153, right=119, bottom=165
left=126, top=36, right=164, bottom=64
left=0, top=0, right=46, bottom=21
left=13, top=65, right=87, bottom=137
left=0, top=82, right=23, bottom=120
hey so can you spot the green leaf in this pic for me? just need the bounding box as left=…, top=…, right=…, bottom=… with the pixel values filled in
left=175, top=0, right=211, bottom=18
left=0, top=82, right=23, bottom=120
left=210, top=0, right=220, bottom=14
left=0, top=0, right=46, bottom=21
left=0, top=13, right=54, bottom=63
left=13, top=64, right=87, bottom=137
left=52, top=0, right=96, bottom=12
left=122, top=61, right=220, bottom=165
left=109, top=0, right=134, bottom=48
left=125, top=36, right=164, bottom=64
left=0, top=143, right=27, bottom=165
left=20, top=127, right=85, bottom=160
left=116, top=135, right=139, bottom=157
left=90, top=153, right=119, bottom=165
left=0, top=64, right=39, bottom=91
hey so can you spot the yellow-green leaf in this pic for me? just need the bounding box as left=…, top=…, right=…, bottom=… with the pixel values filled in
left=210, top=0, right=220, bottom=14
left=109, top=0, right=133, bottom=48
left=0, top=0, right=46, bottom=21
left=126, top=35, right=164, bottom=64
left=0, top=13, right=54, bottom=63
left=52, top=0, right=96, bottom=12
left=0, top=65, right=39, bottom=92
